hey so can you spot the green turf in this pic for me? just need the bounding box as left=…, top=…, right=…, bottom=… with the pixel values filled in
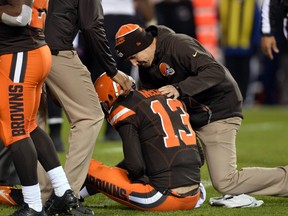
left=1, top=106, right=288, bottom=215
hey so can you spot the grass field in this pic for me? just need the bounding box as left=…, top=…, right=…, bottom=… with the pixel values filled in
left=1, top=106, right=288, bottom=215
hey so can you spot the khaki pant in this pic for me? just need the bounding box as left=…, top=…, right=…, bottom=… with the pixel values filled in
left=196, top=117, right=288, bottom=196
left=38, top=50, right=104, bottom=203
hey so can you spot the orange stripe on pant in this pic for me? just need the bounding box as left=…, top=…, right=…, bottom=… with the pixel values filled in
left=0, top=45, right=51, bottom=146
left=87, top=159, right=200, bottom=211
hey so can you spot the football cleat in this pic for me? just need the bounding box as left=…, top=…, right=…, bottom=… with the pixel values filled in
left=71, top=202, right=94, bottom=215
left=0, top=186, right=24, bottom=206
left=45, top=189, right=79, bottom=215
left=10, top=203, right=46, bottom=216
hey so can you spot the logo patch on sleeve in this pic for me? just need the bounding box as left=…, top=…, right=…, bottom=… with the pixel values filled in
left=159, top=63, right=175, bottom=76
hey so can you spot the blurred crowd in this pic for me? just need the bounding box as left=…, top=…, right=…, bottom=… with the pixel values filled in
left=150, top=0, right=287, bottom=107
left=155, top=0, right=288, bottom=107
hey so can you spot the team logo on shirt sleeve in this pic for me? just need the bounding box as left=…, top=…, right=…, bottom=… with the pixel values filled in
left=159, top=63, right=175, bottom=77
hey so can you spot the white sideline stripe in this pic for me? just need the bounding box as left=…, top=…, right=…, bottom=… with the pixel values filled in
left=201, top=180, right=212, bottom=188
left=97, top=147, right=122, bottom=154
left=241, top=122, right=285, bottom=131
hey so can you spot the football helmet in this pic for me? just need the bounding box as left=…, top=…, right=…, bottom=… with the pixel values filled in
left=94, top=73, right=122, bottom=113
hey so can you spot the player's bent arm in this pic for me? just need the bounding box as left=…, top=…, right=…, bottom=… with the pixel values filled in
left=118, top=124, right=146, bottom=180
left=0, top=0, right=33, bottom=26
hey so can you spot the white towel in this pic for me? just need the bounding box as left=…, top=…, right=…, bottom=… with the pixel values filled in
left=209, top=194, right=264, bottom=208
left=195, top=183, right=206, bottom=208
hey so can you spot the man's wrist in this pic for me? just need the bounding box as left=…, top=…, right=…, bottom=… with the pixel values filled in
left=172, top=83, right=182, bottom=97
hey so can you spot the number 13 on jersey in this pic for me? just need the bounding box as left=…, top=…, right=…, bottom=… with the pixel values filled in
left=151, top=98, right=196, bottom=148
